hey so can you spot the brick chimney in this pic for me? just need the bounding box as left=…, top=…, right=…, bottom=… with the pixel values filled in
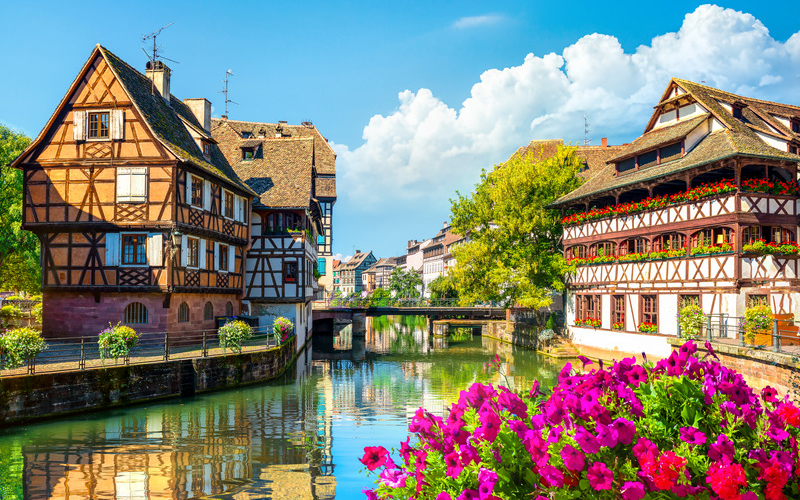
left=184, top=98, right=211, bottom=133
left=601, top=137, right=608, bottom=147
left=145, top=61, right=171, bottom=104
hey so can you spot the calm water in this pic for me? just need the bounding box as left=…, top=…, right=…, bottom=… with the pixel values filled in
left=0, top=316, right=568, bottom=500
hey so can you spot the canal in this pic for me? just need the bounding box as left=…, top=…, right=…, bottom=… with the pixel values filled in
left=0, top=316, right=568, bottom=499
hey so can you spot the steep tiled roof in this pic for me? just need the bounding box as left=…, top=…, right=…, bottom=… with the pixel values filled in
left=341, top=251, right=374, bottom=270
left=316, top=176, right=337, bottom=198
left=213, top=118, right=337, bottom=175
left=512, top=139, right=626, bottom=179
left=552, top=79, right=800, bottom=207
left=98, top=46, right=254, bottom=195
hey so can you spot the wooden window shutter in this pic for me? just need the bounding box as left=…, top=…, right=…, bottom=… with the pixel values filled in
left=214, top=242, right=220, bottom=270
left=185, top=173, right=192, bottom=205
left=130, top=167, right=147, bottom=202
left=234, top=196, right=241, bottom=221
left=180, top=234, right=188, bottom=267
left=110, top=110, right=125, bottom=140
left=73, top=110, right=86, bottom=141
left=199, top=239, right=207, bottom=269
left=117, top=167, right=131, bottom=202
left=203, top=180, right=211, bottom=210
left=228, top=246, right=235, bottom=273
left=148, top=233, right=163, bottom=267
left=220, top=191, right=225, bottom=217
left=105, top=233, right=120, bottom=266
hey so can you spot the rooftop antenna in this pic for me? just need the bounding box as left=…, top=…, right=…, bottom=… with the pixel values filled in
left=141, top=22, right=179, bottom=95
left=219, top=70, right=238, bottom=118
left=583, top=115, right=591, bottom=146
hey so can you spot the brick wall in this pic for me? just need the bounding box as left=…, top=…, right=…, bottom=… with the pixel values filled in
left=0, top=337, right=296, bottom=426
left=42, top=291, right=239, bottom=338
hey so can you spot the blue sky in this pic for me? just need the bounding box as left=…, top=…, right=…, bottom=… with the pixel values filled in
left=1, top=1, right=798, bottom=260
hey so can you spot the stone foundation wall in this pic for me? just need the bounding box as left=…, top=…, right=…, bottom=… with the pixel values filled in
left=482, top=321, right=540, bottom=350
left=0, top=337, right=297, bottom=426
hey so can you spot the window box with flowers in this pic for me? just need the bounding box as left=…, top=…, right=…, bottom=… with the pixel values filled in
left=742, top=240, right=800, bottom=256
left=741, top=178, right=799, bottom=196
left=638, top=322, right=658, bottom=334
left=611, top=322, right=624, bottom=331
left=743, top=305, right=773, bottom=346
left=574, top=318, right=602, bottom=328
left=689, top=242, right=733, bottom=256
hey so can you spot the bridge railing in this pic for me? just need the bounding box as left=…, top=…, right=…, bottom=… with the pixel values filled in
left=315, top=297, right=499, bottom=309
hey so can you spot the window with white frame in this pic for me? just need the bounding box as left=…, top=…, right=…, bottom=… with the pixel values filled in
left=117, top=167, right=147, bottom=203
left=224, top=191, right=234, bottom=219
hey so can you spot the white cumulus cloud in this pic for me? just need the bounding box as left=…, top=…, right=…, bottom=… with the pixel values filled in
left=452, top=14, right=506, bottom=30
left=337, top=4, right=800, bottom=213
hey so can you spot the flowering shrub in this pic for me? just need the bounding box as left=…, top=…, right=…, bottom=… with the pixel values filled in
left=362, top=340, right=800, bottom=499
left=612, top=322, right=624, bottom=331
left=538, top=328, right=555, bottom=348
left=218, top=320, right=253, bottom=353
left=0, top=305, right=23, bottom=327
left=689, top=242, right=733, bottom=255
left=741, top=178, right=799, bottom=196
left=574, top=318, right=601, bottom=328
left=638, top=322, right=658, bottom=333
left=273, top=316, right=294, bottom=342
left=98, top=323, right=138, bottom=361
left=0, top=327, right=47, bottom=369
left=561, top=179, right=737, bottom=226
left=743, top=305, right=772, bottom=345
left=31, top=303, right=43, bottom=323
left=570, top=249, right=688, bottom=267
left=743, top=239, right=800, bottom=255
left=678, top=305, right=704, bottom=340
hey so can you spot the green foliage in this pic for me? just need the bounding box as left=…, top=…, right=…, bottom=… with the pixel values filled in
left=218, top=320, right=253, bottom=353
left=744, top=305, right=772, bottom=344
left=388, top=267, right=423, bottom=298
left=31, top=303, right=42, bottom=324
left=428, top=274, right=458, bottom=300
left=98, top=323, right=138, bottom=361
left=0, top=125, right=39, bottom=294
left=678, top=305, right=704, bottom=339
left=368, top=287, right=393, bottom=307
left=449, top=145, right=584, bottom=308
left=545, top=313, right=556, bottom=331
left=0, top=327, right=46, bottom=369
left=0, top=305, right=22, bottom=327
left=273, top=316, right=294, bottom=342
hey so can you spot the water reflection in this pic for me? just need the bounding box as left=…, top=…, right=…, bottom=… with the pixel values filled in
left=0, top=316, right=568, bottom=499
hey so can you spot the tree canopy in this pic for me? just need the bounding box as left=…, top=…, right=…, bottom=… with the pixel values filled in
left=0, top=124, right=39, bottom=294
left=388, top=267, right=423, bottom=298
left=427, top=274, right=458, bottom=300
left=448, top=144, right=584, bottom=308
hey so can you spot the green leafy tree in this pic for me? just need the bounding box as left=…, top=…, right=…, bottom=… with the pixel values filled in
left=368, top=287, right=392, bottom=307
left=388, top=267, right=423, bottom=299
left=449, top=145, right=583, bottom=308
left=0, top=125, right=38, bottom=293
left=428, top=274, right=458, bottom=300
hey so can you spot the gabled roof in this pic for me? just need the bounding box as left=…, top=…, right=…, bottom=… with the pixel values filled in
left=551, top=79, right=800, bottom=207
left=512, top=139, right=626, bottom=179
left=340, top=251, right=375, bottom=271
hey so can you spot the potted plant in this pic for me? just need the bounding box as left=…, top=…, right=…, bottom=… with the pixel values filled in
left=638, top=322, right=658, bottom=334
left=611, top=322, right=624, bottom=331
left=98, top=323, right=139, bottom=363
left=218, top=320, right=253, bottom=353
left=0, top=327, right=47, bottom=369
left=678, top=305, right=704, bottom=340
left=273, top=316, right=294, bottom=343
left=743, top=305, right=773, bottom=346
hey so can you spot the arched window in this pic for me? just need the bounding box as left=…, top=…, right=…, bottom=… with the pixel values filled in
left=203, top=302, right=214, bottom=321
left=567, top=245, right=587, bottom=260
left=691, top=228, right=733, bottom=249
left=225, top=301, right=234, bottom=316
left=124, top=302, right=148, bottom=324
left=653, top=233, right=686, bottom=252
left=619, top=238, right=648, bottom=256
left=589, top=241, right=616, bottom=258
left=178, top=302, right=190, bottom=323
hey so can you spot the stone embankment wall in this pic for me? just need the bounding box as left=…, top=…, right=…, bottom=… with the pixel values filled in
left=482, top=320, right=539, bottom=349
left=0, top=337, right=297, bottom=426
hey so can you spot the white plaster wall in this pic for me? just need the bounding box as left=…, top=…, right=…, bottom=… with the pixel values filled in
left=627, top=295, right=640, bottom=332
left=756, top=131, right=787, bottom=152
left=685, top=119, right=711, bottom=152
left=570, top=327, right=673, bottom=358
left=566, top=292, right=576, bottom=326
left=601, top=294, right=611, bottom=330
left=659, top=294, right=678, bottom=337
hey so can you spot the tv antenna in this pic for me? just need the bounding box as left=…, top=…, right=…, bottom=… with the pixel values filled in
left=141, top=22, right=179, bottom=95
left=583, top=115, right=591, bottom=146
left=219, top=70, right=238, bottom=118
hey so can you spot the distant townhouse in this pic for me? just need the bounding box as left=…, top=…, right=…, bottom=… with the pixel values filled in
left=12, top=45, right=256, bottom=337
left=331, top=259, right=342, bottom=294
left=363, top=257, right=398, bottom=292
left=338, top=251, right=377, bottom=295
left=422, top=224, right=463, bottom=295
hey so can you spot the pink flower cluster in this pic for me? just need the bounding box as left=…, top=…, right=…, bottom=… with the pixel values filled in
left=362, top=341, right=800, bottom=499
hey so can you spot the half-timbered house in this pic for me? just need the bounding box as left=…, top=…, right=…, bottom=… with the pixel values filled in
left=11, top=45, right=256, bottom=338
left=212, top=119, right=326, bottom=339
left=552, top=78, right=800, bottom=339
left=338, top=251, right=377, bottom=296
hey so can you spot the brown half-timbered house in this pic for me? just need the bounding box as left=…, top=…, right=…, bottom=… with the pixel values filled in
left=212, top=119, right=326, bottom=340
left=11, top=45, right=255, bottom=337
left=552, top=78, right=800, bottom=337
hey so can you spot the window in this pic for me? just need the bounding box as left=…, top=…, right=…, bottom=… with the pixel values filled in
left=191, top=175, right=204, bottom=207
left=612, top=295, right=625, bottom=326
left=218, top=244, right=229, bottom=271
left=590, top=241, right=616, bottom=257
left=617, top=157, right=636, bottom=174
left=691, top=228, right=733, bottom=249
left=567, top=245, right=587, bottom=259
left=203, top=302, right=214, bottom=321
left=772, top=227, right=794, bottom=244
left=654, top=233, right=685, bottom=252
left=318, top=257, right=326, bottom=275
left=620, top=238, right=648, bottom=255
left=742, top=226, right=762, bottom=245
left=679, top=295, right=700, bottom=309
left=187, top=237, right=199, bottom=267
left=586, top=295, right=601, bottom=320
left=178, top=302, right=189, bottom=323
left=791, top=119, right=800, bottom=134
left=124, top=302, right=148, bottom=324
left=641, top=295, right=658, bottom=326
left=203, top=142, right=211, bottom=157
left=117, top=167, right=147, bottom=203
left=241, top=131, right=252, bottom=139
left=242, top=148, right=254, bottom=160
left=747, top=295, right=768, bottom=307
left=225, top=301, right=233, bottom=316
left=638, top=150, right=658, bottom=169
left=224, top=191, right=234, bottom=219
left=122, top=234, right=147, bottom=265
left=660, top=142, right=683, bottom=163
left=732, top=104, right=744, bottom=120
left=285, top=262, right=298, bottom=282
left=88, top=112, right=110, bottom=139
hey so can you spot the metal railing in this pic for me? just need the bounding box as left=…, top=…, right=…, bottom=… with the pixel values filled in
left=0, top=325, right=290, bottom=376
left=680, top=313, right=800, bottom=354
left=314, top=297, right=497, bottom=309
left=1, top=299, right=41, bottom=312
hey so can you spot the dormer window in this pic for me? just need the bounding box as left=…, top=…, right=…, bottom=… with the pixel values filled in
left=242, top=148, right=254, bottom=161
left=88, top=112, right=110, bottom=139
left=241, top=131, right=252, bottom=139
left=203, top=141, right=211, bottom=157
left=791, top=118, right=800, bottom=134
left=732, top=103, right=745, bottom=120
